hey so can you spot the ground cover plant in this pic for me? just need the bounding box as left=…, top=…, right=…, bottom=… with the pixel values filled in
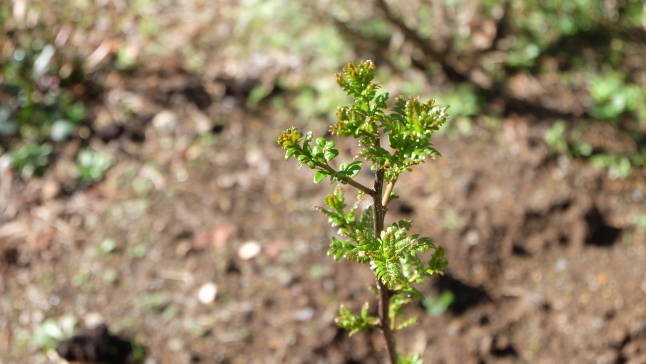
left=278, top=60, right=450, bottom=363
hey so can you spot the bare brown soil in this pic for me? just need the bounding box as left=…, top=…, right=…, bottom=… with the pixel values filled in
left=1, top=66, right=646, bottom=364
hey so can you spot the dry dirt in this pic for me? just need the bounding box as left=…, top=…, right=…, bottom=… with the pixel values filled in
left=1, top=66, right=646, bottom=364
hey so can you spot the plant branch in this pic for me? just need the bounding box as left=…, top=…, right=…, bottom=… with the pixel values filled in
left=373, top=168, right=397, bottom=364
left=341, top=176, right=375, bottom=196
left=381, top=179, right=396, bottom=209
left=313, top=160, right=375, bottom=196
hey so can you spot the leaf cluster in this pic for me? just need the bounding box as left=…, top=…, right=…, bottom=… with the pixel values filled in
left=336, top=303, right=379, bottom=336
left=277, top=128, right=365, bottom=186
left=317, top=187, right=448, bottom=297
left=278, top=60, right=449, bottom=186
left=331, top=60, right=449, bottom=182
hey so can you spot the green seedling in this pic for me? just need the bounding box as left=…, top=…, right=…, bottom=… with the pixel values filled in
left=31, top=315, right=77, bottom=353
left=422, top=291, right=455, bottom=317
left=134, top=293, right=171, bottom=315
left=278, top=60, right=450, bottom=363
left=98, top=238, right=117, bottom=255
left=9, top=142, right=52, bottom=179
left=77, top=148, right=115, bottom=185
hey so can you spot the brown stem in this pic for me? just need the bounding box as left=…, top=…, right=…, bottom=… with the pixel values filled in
left=373, top=168, right=397, bottom=364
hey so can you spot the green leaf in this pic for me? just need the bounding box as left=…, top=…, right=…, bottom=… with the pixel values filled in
left=375, top=92, right=389, bottom=109
left=397, top=353, right=423, bottom=364
left=285, top=148, right=297, bottom=160
left=324, top=148, right=339, bottom=161
left=423, top=290, right=455, bottom=317
left=427, top=246, right=448, bottom=274
left=336, top=303, right=378, bottom=337
left=314, top=171, right=327, bottom=184
left=388, top=133, right=406, bottom=149
left=344, top=161, right=362, bottom=178
left=396, top=317, right=417, bottom=331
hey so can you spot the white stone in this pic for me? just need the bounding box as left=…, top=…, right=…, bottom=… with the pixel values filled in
left=84, top=312, right=105, bottom=327
left=151, top=110, right=179, bottom=135
left=294, top=307, right=315, bottom=321
left=238, top=241, right=261, bottom=260
left=197, top=282, right=218, bottom=305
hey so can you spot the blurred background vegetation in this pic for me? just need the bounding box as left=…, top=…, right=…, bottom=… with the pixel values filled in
left=2, top=1, right=646, bottom=361
left=1, top=0, right=645, bottom=180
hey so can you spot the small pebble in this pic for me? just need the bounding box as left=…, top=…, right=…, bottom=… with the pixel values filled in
left=197, top=282, right=218, bottom=305
left=238, top=241, right=261, bottom=260
left=554, top=258, right=568, bottom=272
left=465, top=229, right=479, bottom=246
left=152, top=110, right=179, bottom=135
left=84, top=312, right=105, bottom=328
left=294, top=307, right=315, bottom=321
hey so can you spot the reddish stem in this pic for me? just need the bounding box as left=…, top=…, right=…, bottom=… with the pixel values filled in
left=373, top=168, right=397, bottom=363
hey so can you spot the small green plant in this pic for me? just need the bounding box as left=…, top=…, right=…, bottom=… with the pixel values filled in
left=76, top=148, right=115, bottom=185
left=9, top=142, right=53, bottom=179
left=589, top=71, right=645, bottom=121
left=30, top=315, right=77, bottom=353
left=422, top=290, right=455, bottom=317
left=543, top=121, right=645, bottom=180
left=633, top=214, right=646, bottom=231
left=278, top=60, right=449, bottom=363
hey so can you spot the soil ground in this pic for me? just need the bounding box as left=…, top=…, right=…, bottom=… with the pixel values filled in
left=1, top=65, right=646, bottom=364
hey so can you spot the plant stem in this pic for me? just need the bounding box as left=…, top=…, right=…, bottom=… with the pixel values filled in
left=313, top=160, right=375, bottom=196
left=381, top=179, right=396, bottom=208
left=342, top=176, right=375, bottom=196
left=373, top=168, right=397, bottom=364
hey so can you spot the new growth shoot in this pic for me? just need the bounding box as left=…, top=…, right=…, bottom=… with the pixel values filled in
left=278, top=60, right=449, bottom=364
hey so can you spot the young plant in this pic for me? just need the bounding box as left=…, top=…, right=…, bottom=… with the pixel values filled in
left=277, top=60, right=449, bottom=363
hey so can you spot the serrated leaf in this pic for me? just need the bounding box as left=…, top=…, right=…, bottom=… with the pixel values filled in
left=404, top=287, right=424, bottom=299
left=396, top=317, right=417, bottom=331
left=388, top=133, right=406, bottom=149
left=376, top=92, right=389, bottom=109
left=339, top=305, right=351, bottom=316
left=428, top=246, right=448, bottom=274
